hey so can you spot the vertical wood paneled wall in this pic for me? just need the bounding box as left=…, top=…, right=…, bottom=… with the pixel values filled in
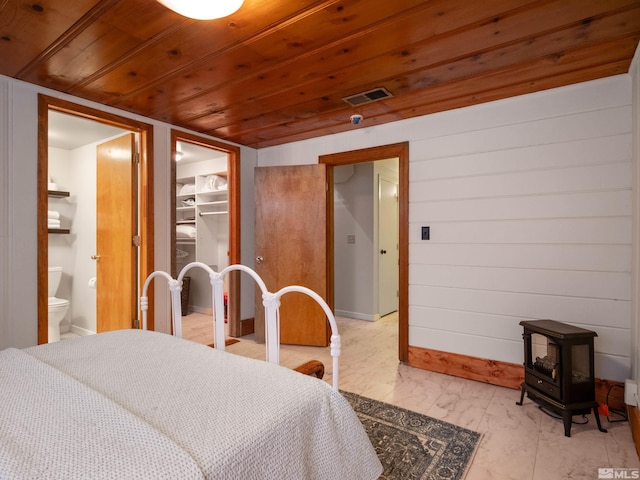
left=409, top=80, right=633, bottom=382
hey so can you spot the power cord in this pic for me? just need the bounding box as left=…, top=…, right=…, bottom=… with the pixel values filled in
left=533, top=384, right=629, bottom=426
left=538, top=405, right=589, bottom=425
left=603, top=384, right=628, bottom=423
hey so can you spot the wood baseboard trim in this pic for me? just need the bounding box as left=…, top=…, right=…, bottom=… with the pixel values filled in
left=628, top=405, right=640, bottom=459
left=239, top=318, right=254, bottom=337
left=408, top=345, right=523, bottom=389
left=596, top=379, right=625, bottom=411
left=407, top=346, right=626, bottom=406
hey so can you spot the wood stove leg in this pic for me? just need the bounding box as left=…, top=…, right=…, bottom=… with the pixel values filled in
left=592, top=408, right=608, bottom=433
left=563, top=412, right=572, bottom=437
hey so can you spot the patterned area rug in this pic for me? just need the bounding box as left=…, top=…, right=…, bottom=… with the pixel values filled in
left=342, top=391, right=481, bottom=480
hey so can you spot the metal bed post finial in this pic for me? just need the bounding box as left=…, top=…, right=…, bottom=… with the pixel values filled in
left=140, top=270, right=181, bottom=334
left=167, top=279, right=182, bottom=338
left=210, top=271, right=226, bottom=351
left=262, top=292, right=281, bottom=365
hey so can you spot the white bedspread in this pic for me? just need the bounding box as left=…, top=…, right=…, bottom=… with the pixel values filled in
left=4, top=329, right=381, bottom=480
left=0, top=348, right=204, bottom=480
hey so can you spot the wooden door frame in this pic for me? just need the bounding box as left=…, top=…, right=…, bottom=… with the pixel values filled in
left=319, top=142, right=409, bottom=363
left=37, top=94, right=154, bottom=344
left=169, top=130, right=241, bottom=337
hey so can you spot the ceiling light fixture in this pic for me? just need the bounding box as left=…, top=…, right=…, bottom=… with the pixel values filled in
left=157, top=0, right=244, bottom=20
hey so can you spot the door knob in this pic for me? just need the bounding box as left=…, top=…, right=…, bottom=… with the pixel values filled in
left=380, top=249, right=387, bottom=254
left=256, top=256, right=263, bottom=264
left=91, top=254, right=101, bottom=260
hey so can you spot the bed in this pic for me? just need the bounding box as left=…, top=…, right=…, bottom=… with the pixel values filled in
left=0, top=264, right=382, bottom=480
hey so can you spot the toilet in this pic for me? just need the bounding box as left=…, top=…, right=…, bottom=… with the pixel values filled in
left=48, top=266, right=70, bottom=342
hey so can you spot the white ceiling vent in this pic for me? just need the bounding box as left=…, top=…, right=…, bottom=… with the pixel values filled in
left=342, top=87, right=393, bottom=106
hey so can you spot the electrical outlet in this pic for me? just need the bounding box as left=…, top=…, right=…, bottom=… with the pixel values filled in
left=625, top=379, right=637, bottom=406
left=347, top=234, right=356, bottom=244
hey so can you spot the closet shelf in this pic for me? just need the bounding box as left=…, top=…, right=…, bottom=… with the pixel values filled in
left=48, top=228, right=70, bottom=234
left=176, top=169, right=229, bottom=274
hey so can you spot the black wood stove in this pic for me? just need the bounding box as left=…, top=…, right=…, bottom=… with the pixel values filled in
left=516, top=319, right=607, bottom=437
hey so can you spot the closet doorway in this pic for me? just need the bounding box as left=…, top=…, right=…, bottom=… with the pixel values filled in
left=37, top=95, right=154, bottom=344
left=170, top=131, right=241, bottom=336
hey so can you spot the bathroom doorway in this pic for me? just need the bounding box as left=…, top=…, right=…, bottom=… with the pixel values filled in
left=37, top=94, right=154, bottom=344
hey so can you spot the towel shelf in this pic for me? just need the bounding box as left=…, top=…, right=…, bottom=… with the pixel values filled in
left=48, top=190, right=70, bottom=198
left=48, top=228, right=70, bottom=234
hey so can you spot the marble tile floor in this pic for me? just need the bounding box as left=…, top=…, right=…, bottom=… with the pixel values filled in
left=182, top=311, right=640, bottom=480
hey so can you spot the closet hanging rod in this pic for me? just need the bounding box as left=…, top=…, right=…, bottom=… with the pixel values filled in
left=199, top=211, right=227, bottom=216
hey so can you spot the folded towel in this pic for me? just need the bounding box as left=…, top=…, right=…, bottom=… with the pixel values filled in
left=48, top=219, right=61, bottom=228
left=202, top=175, right=227, bottom=192
left=179, top=183, right=196, bottom=195
left=176, top=225, right=196, bottom=238
left=48, top=210, right=60, bottom=219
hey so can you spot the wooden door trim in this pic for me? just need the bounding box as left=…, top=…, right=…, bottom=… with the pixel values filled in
left=169, top=129, right=241, bottom=336
left=319, top=142, right=409, bottom=363
left=37, top=94, right=155, bottom=344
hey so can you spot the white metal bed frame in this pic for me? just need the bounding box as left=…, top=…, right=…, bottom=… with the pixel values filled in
left=139, top=262, right=341, bottom=390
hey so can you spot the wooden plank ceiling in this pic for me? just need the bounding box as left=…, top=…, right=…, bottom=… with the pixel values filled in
left=1, top=0, right=639, bottom=148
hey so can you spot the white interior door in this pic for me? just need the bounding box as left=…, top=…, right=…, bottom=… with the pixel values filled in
left=378, top=175, right=398, bottom=316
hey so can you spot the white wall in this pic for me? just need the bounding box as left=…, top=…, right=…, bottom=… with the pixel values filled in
left=259, top=74, right=634, bottom=382
left=631, top=46, right=640, bottom=382
left=48, top=147, right=77, bottom=333
left=0, top=75, right=258, bottom=349
left=334, top=163, right=375, bottom=320
left=333, top=160, right=400, bottom=320
left=67, top=141, right=99, bottom=334
left=0, top=79, right=6, bottom=348
left=1, top=78, right=39, bottom=349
